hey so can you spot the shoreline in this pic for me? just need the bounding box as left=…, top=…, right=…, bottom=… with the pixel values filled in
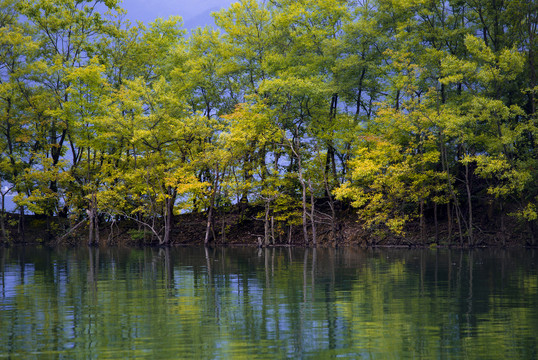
left=1, top=201, right=536, bottom=248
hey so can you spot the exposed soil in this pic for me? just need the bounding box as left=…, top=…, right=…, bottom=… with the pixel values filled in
left=0, top=200, right=535, bottom=248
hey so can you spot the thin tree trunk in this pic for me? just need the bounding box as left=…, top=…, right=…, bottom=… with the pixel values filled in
left=162, top=186, right=175, bottom=245
left=434, top=202, right=439, bottom=245
left=500, top=201, right=506, bottom=246
left=93, top=193, right=99, bottom=246
left=288, top=224, right=292, bottom=244
left=0, top=191, right=8, bottom=243
left=204, top=205, right=213, bottom=246
left=264, top=200, right=270, bottom=247
left=465, top=162, right=473, bottom=246
left=317, top=146, right=339, bottom=243
left=301, top=179, right=308, bottom=245
left=355, top=67, right=366, bottom=121
left=0, top=213, right=7, bottom=244
left=447, top=202, right=452, bottom=245
left=205, top=165, right=219, bottom=246
left=288, top=135, right=309, bottom=245
left=271, top=215, right=275, bottom=245
left=309, top=180, right=316, bottom=247
left=455, top=203, right=465, bottom=245
left=326, top=93, right=338, bottom=183
left=420, top=197, right=425, bottom=244
left=87, top=193, right=99, bottom=246
left=88, top=208, right=94, bottom=246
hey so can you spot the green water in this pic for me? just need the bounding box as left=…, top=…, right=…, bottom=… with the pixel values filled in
left=0, top=247, right=537, bottom=359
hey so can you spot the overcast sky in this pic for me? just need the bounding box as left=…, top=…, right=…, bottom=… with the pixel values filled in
left=120, top=0, right=237, bottom=29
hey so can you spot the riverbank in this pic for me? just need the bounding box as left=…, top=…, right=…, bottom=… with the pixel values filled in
left=0, top=200, right=535, bottom=248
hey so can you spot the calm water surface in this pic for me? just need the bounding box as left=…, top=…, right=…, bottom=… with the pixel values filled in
left=0, top=246, right=537, bottom=359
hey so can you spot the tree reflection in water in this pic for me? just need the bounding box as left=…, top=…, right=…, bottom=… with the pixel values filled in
left=0, top=247, right=536, bottom=359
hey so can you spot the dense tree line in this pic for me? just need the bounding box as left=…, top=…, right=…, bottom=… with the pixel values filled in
left=0, top=0, right=536, bottom=246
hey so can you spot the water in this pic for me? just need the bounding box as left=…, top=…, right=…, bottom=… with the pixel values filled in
left=0, top=246, right=537, bottom=359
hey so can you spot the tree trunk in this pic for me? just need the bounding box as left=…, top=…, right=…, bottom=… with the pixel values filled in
left=271, top=215, right=275, bottom=245
left=296, top=151, right=309, bottom=245
left=0, top=213, right=7, bottom=244
left=264, top=200, right=270, bottom=247
left=420, top=197, right=425, bottom=244
left=204, top=204, right=214, bottom=246
left=464, top=162, right=473, bottom=246
left=87, top=193, right=99, bottom=246
left=317, top=145, right=339, bottom=243
left=301, top=179, right=308, bottom=245
left=447, top=202, right=452, bottom=245
left=309, top=180, right=317, bottom=247
left=94, top=200, right=99, bottom=245
left=205, top=167, right=219, bottom=246
left=326, top=93, right=339, bottom=183
left=88, top=208, right=94, bottom=246
left=0, top=191, right=9, bottom=244
left=162, top=186, right=175, bottom=246
left=500, top=201, right=506, bottom=246
left=355, top=67, right=366, bottom=121
left=434, top=202, right=439, bottom=245
left=455, top=203, right=465, bottom=245
left=288, top=224, right=292, bottom=244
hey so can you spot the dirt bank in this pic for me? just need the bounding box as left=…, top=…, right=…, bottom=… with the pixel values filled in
left=0, top=201, right=535, bottom=248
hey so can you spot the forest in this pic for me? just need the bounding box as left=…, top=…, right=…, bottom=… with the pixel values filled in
left=0, top=0, right=536, bottom=247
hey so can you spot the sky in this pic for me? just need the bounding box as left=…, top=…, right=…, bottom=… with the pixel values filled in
left=119, top=0, right=238, bottom=29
